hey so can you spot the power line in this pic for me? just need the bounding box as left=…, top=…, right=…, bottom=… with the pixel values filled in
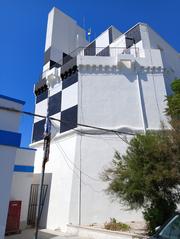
left=51, top=123, right=102, bottom=182
left=0, top=100, right=130, bottom=193
left=115, top=132, right=130, bottom=145
left=72, top=128, right=131, bottom=145
left=0, top=105, right=135, bottom=136
left=52, top=138, right=102, bottom=193
left=77, top=122, right=134, bottom=136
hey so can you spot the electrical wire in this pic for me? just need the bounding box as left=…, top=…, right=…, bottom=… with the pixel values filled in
left=74, top=133, right=120, bottom=152
left=52, top=137, right=102, bottom=193
left=51, top=123, right=102, bottom=182
left=0, top=105, right=135, bottom=137
left=76, top=66, right=131, bottom=146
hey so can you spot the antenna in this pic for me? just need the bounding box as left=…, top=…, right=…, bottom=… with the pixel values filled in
left=94, top=31, right=96, bottom=40
left=87, top=27, right=91, bottom=42
left=83, top=16, right=89, bottom=42
left=83, top=16, right=86, bottom=30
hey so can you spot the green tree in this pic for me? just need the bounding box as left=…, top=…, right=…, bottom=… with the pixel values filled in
left=102, top=79, right=180, bottom=235
left=166, top=79, right=180, bottom=119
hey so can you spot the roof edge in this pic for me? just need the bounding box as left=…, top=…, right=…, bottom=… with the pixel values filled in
left=0, top=95, right=25, bottom=105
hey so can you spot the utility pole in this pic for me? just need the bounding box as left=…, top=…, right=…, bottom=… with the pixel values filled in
left=34, top=92, right=51, bottom=239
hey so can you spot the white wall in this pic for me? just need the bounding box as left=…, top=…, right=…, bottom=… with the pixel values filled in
left=111, top=26, right=122, bottom=41
left=45, top=7, right=87, bottom=61
left=78, top=66, right=142, bottom=130
left=140, top=23, right=180, bottom=95
left=32, top=19, right=180, bottom=232
left=0, top=96, right=25, bottom=238
left=69, top=134, right=143, bottom=225
left=34, top=99, right=47, bottom=123
left=10, top=173, right=33, bottom=228
left=77, top=53, right=168, bottom=131
left=148, top=25, right=180, bottom=94
left=32, top=131, right=144, bottom=231
left=0, top=146, right=17, bottom=239
left=139, top=70, right=168, bottom=129
left=96, top=29, right=111, bottom=55
left=0, top=98, right=23, bottom=133
left=0, top=95, right=36, bottom=234
left=32, top=132, right=78, bottom=231
left=32, top=173, right=52, bottom=228
left=110, top=34, right=126, bottom=56
left=10, top=148, right=35, bottom=229
left=32, top=48, right=170, bottom=231
left=61, top=82, right=78, bottom=111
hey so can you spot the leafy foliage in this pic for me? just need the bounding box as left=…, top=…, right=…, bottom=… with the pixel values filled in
left=102, top=79, right=180, bottom=235
left=104, top=218, right=130, bottom=231
left=166, top=79, right=180, bottom=119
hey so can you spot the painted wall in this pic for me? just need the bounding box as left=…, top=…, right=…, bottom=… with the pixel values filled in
left=45, top=7, right=87, bottom=64
left=95, top=27, right=121, bottom=55
left=0, top=95, right=24, bottom=133
left=32, top=173, right=52, bottom=228
left=10, top=148, right=35, bottom=229
left=0, top=96, right=24, bottom=239
left=147, top=25, right=180, bottom=95
left=32, top=10, right=180, bottom=232
left=0, top=95, right=35, bottom=237
left=77, top=52, right=168, bottom=131
left=0, top=145, right=16, bottom=238
left=78, top=60, right=142, bottom=130
left=69, top=134, right=143, bottom=226
left=32, top=131, right=144, bottom=231
left=32, top=132, right=78, bottom=231
left=138, top=23, right=180, bottom=95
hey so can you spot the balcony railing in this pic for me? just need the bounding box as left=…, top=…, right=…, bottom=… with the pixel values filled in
left=84, top=46, right=139, bottom=57
left=40, top=46, right=139, bottom=80
left=57, top=46, right=139, bottom=66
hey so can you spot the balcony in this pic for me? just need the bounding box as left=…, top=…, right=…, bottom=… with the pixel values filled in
left=63, top=46, right=139, bottom=59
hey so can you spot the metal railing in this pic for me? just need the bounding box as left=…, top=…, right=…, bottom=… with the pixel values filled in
left=63, top=46, right=139, bottom=59
left=38, top=46, right=139, bottom=82
left=49, top=46, right=139, bottom=67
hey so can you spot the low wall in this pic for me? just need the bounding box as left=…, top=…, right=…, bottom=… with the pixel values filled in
left=67, top=224, right=147, bottom=239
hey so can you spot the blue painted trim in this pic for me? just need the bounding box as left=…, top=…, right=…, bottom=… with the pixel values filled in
left=0, top=130, right=21, bottom=147
left=19, top=147, right=37, bottom=151
left=0, top=95, right=25, bottom=105
left=14, top=165, right=34, bottom=173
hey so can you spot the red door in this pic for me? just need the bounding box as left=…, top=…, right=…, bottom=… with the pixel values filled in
left=5, top=201, right=22, bottom=235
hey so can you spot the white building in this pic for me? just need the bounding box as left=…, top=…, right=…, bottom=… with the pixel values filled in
left=31, top=7, right=180, bottom=232
left=0, top=95, right=35, bottom=238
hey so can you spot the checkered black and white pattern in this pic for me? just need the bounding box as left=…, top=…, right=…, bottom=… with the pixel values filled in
left=32, top=72, right=78, bottom=143
left=32, top=24, right=142, bottom=143
left=33, top=27, right=119, bottom=143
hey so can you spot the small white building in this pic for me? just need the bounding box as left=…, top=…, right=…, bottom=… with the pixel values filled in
left=0, top=95, right=35, bottom=238
left=31, top=7, right=180, bottom=232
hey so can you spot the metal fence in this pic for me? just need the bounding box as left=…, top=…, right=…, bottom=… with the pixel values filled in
left=54, top=46, right=139, bottom=66
left=39, top=46, right=139, bottom=81
left=27, top=184, right=48, bottom=227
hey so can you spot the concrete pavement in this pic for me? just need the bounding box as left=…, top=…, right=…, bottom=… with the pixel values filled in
left=5, top=229, right=84, bottom=239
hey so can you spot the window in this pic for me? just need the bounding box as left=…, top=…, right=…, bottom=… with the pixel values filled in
left=159, top=215, right=180, bottom=239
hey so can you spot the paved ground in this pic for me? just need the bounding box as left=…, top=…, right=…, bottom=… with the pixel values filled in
left=5, top=229, right=82, bottom=239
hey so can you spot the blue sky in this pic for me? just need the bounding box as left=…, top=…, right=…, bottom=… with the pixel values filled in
left=0, top=0, right=180, bottom=146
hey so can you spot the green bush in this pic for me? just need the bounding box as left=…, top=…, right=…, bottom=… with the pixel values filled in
left=102, top=79, right=180, bottom=235
left=143, top=199, right=176, bottom=235
left=104, top=218, right=130, bottom=231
